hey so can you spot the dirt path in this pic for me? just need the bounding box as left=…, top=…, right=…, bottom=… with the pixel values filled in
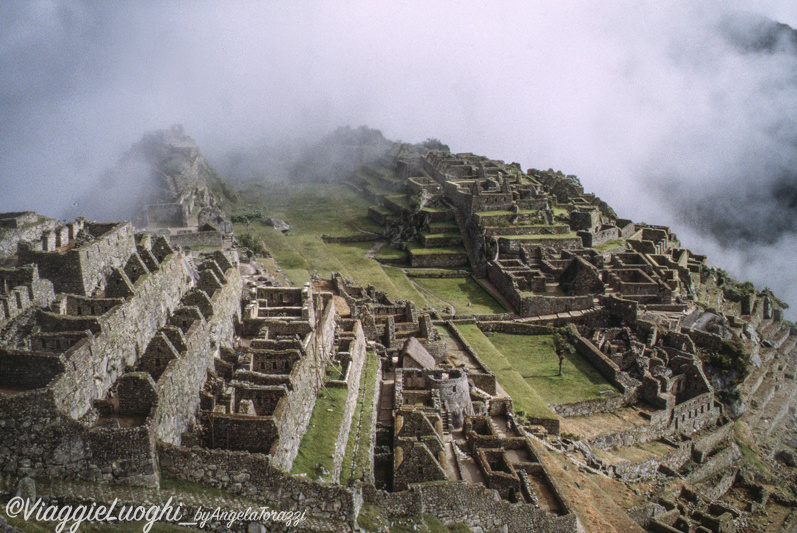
left=365, top=240, right=386, bottom=259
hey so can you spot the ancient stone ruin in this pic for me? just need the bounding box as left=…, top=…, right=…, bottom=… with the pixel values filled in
left=0, top=141, right=796, bottom=532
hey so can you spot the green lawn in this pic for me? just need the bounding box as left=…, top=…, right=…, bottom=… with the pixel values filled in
left=455, top=324, right=555, bottom=419
left=420, top=231, right=461, bottom=239
left=384, top=194, right=413, bottom=210
left=232, top=183, right=430, bottom=305
left=428, top=221, right=458, bottom=232
left=235, top=182, right=382, bottom=237
left=502, top=232, right=579, bottom=240
left=487, top=332, right=619, bottom=405
left=291, top=381, right=350, bottom=481
left=406, top=243, right=467, bottom=255
left=412, top=277, right=507, bottom=315
left=340, top=350, right=380, bottom=485
left=374, top=245, right=408, bottom=263
left=593, top=239, right=627, bottom=252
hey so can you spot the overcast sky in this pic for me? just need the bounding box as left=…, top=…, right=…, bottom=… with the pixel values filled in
left=2, top=1, right=797, bottom=314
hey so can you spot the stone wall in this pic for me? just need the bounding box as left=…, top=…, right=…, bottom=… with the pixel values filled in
left=573, top=335, right=623, bottom=390
left=487, top=261, right=593, bottom=317
left=331, top=321, right=367, bottom=482
left=0, top=251, right=193, bottom=485
left=363, top=481, right=577, bottom=533
left=49, top=252, right=191, bottom=420
left=202, top=414, right=279, bottom=454
left=145, top=203, right=189, bottom=227
left=408, top=250, right=469, bottom=268
left=268, top=292, right=337, bottom=472
left=551, top=394, right=625, bottom=417
left=477, top=322, right=554, bottom=335
left=484, top=225, right=571, bottom=237
left=0, top=211, right=39, bottom=229
left=153, top=260, right=242, bottom=444
left=686, top=444, right=741, bottom=485
left=0, top=349, right=63, bottom=390
left=168, top=230, right=223, bottom=249
left=587, top=392, right=719, bottom=450
left=0, top=265, right=56, bottom=324
left=692, top=422, right=734, bottom=463
left=498, top=236, right=583, bottom=256
left=419, top=233, right=462, bottom=248
left=158, top=443, right=363, bottom=521
left=0, top=216, right=58, bottom=260
left=671, top=392, right=719, bottom=436
left=603, top=294, right=638, bottom=324
left=320, top=234, right=380, bottom=243
left=19, top=223, right=137, bottom=296
left=0, top=386, right=159, bottom=485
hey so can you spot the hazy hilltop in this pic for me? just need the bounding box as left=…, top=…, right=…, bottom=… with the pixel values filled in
left=290, top=126, right=395, bottom=183
left=128, top=125, right=217, bottom=206
left=69, top=125, right=222, bottom=223
left=721, top=13, right=797, bottom=54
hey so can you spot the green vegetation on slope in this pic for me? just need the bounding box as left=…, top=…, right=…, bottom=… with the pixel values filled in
left=411, top=277, right=507, bottom=315
left=291, top=380, right=349, bottom=481
left=454, top=324, right=555, bottom=419
left=340, top=349, right=380, bottom=485
left=487, top=332, right=619, bottom=405
left=231, top=183, right=430, bottom=305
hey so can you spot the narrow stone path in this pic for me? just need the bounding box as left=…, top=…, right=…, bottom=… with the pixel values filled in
left=364, top=241, right=386, bottom=259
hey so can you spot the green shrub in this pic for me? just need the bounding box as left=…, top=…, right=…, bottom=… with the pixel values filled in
left=231, top=212, right=262, bottom=223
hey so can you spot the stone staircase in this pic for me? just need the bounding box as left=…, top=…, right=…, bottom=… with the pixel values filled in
left=742, top=326, right=797, bottom=444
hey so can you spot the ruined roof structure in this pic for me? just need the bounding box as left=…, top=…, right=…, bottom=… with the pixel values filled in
left=1, top=139, right=796, bottom=532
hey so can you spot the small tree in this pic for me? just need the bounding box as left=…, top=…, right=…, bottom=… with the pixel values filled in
left=553, top=328, right=575, bottom=376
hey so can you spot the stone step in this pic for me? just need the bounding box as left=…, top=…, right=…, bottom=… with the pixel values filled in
left=780, top=335, right=797, bottom=357
left=753, top=377, right=797, bottom=444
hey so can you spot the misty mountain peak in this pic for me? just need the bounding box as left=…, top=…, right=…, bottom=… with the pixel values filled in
left=72, top=125, right=219, bottom=223
left=126, top=124, right=214, bottom=206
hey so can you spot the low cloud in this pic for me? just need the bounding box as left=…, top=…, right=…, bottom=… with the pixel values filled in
left=1, top=1, right=796, bottom=313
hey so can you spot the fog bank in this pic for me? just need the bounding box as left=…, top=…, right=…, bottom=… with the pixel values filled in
left=1, top=1, right=796, bottom=313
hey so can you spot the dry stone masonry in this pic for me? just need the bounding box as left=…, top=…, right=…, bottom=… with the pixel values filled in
left=2, top=140, right=797, bottom=532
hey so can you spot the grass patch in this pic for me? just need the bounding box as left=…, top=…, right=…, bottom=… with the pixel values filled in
left=234, top=182, right=382, bottom=237
left=428, top=221, right=458, bottom=231
left=502, top=232, right=579, bottom=240
left=357, top=502, right=390, bottom=532
left=406, top=243, right=467, bottom=255
left=291, top=380, right=350, bottom=480
left=384, top=194, right=413, bottom=210
left=455, top=324, right=555, bottom=419
left=374, top=246, right=408, bottom=261
left=412, top=277, right=507, bottom=315
left=380, top=266, right=431, bottom=306
left=488, top=332, right=619, bottom=404
left=592, top=239, right=626, bottom=252
left=340, top=350, right=380, bottom=485
left=370, top=204, right=392, bottom=214
left=734, top=420, right=770, bottom=476
left=421, top=206, right=450, bottom=214
left=421, top=231, right=461, bottom=239
left=231, top=183, right=431, bottom=305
